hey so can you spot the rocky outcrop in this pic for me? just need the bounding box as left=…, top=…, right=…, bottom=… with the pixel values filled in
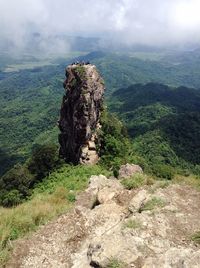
left=8, top=176, right=200, bottom=268
left=118, top=163, right=143, bottom=179
left=58, top=64, right=105, bottom=164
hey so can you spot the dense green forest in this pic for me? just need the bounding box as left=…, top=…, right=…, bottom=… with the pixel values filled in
left=1, top=50, right=200, bottom=176
left=110, top=83, right=200, bottom=174
left=0, top=65, right=65, bottom=175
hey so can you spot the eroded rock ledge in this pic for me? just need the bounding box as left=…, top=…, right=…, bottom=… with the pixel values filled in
left=59, top=64, right=105, bottom=164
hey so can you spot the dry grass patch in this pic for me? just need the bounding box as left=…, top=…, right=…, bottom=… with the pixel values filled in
left=121, top=173, right=154, bottom=190
left=122, top=219, right=141, bottom=230
left=0, top=164, right=111, bottom=266
left=0, top=188, right=71, bottom=266
left=191, top=231, right=200, bottom=244
left=140, top=197, right=166, bottom=212
left=173, top=175, right=200, bottom=190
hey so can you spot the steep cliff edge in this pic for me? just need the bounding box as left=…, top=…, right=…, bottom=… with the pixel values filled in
left=58, top=64, right=105, bottom=165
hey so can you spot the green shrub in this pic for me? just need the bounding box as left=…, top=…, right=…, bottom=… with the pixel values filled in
left=194, top=165, right=200, bottom=177
left=0, top=164, right=34, bottom=206
left=67, top=192, right=76, bottom=203
left=191, top=231, right=200, bottom=244
left=151, top=164, right=175, bottom=180
left=0, top=144, right=62, bottom=207
left=0, top=190, right=23, bottom=207
left=75, top=66, right=86, bottom=78
left=113, top=164, right=120, bottom=178
left=28, top=143, right=60, bottom=179
left=106, top=258, right=125, bottom=268
left=121, top=173, right=146, bottom=190
left=101, top=135, right=126, bottom=158
left=99, top=110, right=132, bottom=169
left=140, top=197, right=166, bottom=212
left=100, top=111, right=128, bottom=139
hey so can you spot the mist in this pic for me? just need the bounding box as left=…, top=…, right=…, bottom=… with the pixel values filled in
left=1, top=0, right=200, bottom=55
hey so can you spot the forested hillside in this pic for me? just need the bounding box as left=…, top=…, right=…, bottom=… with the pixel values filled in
left=110, top=83, right=200, bottom=174
left=0, top=65, right=65, bottom=175
left=1, top=50, right=200, bottom=175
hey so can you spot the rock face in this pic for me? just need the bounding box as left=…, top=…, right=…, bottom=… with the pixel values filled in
left=8, top=177, right=200, bottom=268
left=58, top=64, right=105, bottom=164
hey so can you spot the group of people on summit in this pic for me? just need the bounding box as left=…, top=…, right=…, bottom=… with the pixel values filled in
left=71, top=61, right=90, bottom=66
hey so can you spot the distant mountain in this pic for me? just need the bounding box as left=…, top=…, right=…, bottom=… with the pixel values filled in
left=0, top=34, right=102, bottom=58
left=163, top=48, right=200, bottom=65
left=93, top=53, right=200, bottom=93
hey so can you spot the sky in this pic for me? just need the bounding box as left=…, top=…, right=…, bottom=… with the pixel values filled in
left=1, top=0, right=200, bottom=54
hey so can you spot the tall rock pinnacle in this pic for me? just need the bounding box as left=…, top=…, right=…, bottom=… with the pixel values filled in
left=58, top=63, right=105, bottom=164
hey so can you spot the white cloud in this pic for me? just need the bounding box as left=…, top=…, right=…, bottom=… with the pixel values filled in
left=0, top=0, right=200, bottom=53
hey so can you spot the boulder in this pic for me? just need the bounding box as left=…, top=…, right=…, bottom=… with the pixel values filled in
left=128, top=189, right=150, bottom=213
left=118, top=163, right=143, bottom=179
left=89, top=175, right=123, bottom=204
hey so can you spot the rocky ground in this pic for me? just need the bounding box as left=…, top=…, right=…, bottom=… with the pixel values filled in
left=6, top=175, right=200, bottom=268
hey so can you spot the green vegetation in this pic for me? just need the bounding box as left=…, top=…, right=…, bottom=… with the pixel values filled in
left=110, top=83, right=200, bottom=176
left=99, top=110, right=132, bottom=169
left=0, top=188, right=70, bottom=266
left=123, top=219, right=141, bottom=229
left=0, top=110, right=129, bottom=207
left=0, top=144, right=62, bottom=207
left=0, top=164, right=33, bottom=207
left=174, top=174, right=200, bottom=190
left=140, top=197, right=166, bottom=212
left=151, top=164, right=175, bottom=180
left=0, top=109, right=126, bottom=264
left=75, top=65, right=86, bottom=79
left=0, top=164, right=111, bottom=266
left=1, top=49, right=200, bottom=266
left=0, top=51, right=200, bottom=208
left=152, top=180, right=171, bottom=191
left=191, top=231, right=200, bottom=244
left=2, top=50, right=200, bottom=175
left=0, top=63, right=65, bottom=175
left=106, top=258, right=125, bottom=268
left=121, top=173, right=146, bottom=190
left=28, top=143, right=61, bottom=179
left=94, top=51, right=200, bottom=94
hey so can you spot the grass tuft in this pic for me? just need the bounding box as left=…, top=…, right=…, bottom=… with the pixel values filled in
left=122, top=219, right=141, bottom=229
left=106, top=258, right=125, bottom=268
left=75, top=66, right=86, bottom=79
left=121, top=173, right=154, bottom=190
left=140, top=197, right=166, bottom=212
left=191, top=231, right=200, bottom=244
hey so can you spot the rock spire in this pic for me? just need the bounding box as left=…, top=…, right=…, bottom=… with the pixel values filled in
left=58, top=63, right=105, bottom=164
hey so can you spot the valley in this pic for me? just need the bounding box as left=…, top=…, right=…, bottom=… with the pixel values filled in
left=1, top=49, right=200, bottom=176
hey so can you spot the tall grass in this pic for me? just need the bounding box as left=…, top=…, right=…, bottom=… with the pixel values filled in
left=0, top=164, right=111, bottom=266
left=173, top=174, right=200, bottom=190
